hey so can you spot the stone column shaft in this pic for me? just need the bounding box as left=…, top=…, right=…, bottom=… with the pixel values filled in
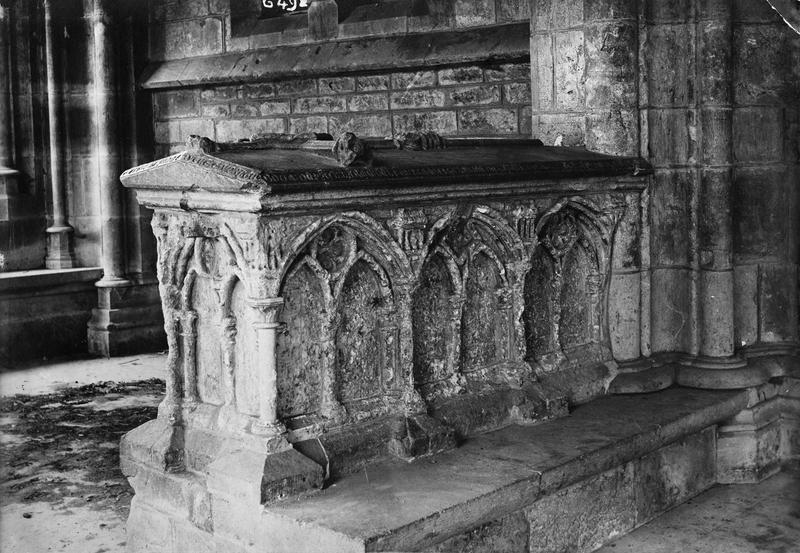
left=249, top=297, right=285, bottom=435
left=181, top=310, right=199, bottom=402
left=44, top=0, right=75, bottom=268
left=697, top=3, right=737, bottom=361
left=90, top=0, right=128, bottom=286
left=0, top=3, right=13, bottom=168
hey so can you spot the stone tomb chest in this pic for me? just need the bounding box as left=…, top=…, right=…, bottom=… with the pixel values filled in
left=120, top=134, right=651, bottom=550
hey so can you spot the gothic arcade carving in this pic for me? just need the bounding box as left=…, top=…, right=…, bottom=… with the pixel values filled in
left=148, top=194, right=628, bottom=439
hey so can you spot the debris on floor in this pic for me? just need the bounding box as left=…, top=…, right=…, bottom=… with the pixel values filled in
left=0, top=379, right=163, bottom=553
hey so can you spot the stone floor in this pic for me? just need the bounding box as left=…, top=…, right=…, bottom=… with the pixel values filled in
left=0, top=354, right=164, bottom=553
left=0, top=353, right=798, bottom=553
left=597, top=471, right=800, bottom=553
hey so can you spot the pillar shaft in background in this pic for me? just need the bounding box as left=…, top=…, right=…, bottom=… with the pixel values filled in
left=0, top=0, right=44, bottom=273
left=90, top=0, right=128, bottom=286
left=43, top=0, right=75, bottom=269
left=86, top=0, right=165, bottom=356
left=0, top=2, right=13, bottom=168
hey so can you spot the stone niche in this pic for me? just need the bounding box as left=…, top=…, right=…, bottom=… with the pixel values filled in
left=119, top=133, right=650, bottom=551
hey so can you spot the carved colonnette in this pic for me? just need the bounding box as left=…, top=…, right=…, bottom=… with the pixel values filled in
left=120, top=135, right=651, bottom=548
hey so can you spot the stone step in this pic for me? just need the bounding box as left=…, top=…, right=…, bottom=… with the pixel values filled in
left=125, top=387, right=751, bottom=552
left=259, top=388, right=748, bottom=552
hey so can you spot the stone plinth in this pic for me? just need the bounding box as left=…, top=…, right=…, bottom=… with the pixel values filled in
left=120, top=134, right=650, bottom=552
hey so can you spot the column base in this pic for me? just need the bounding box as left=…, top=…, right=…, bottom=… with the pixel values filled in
left=608, top=347, right=799, bottom=392
left=45, top=225, right=75, bottom=269
left=716, top=376, right=800, bottom=483
left=87, top=280, right=166, bottom=357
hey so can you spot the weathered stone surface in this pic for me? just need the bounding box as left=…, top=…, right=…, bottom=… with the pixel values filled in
left=423, top=511, right=529, bottom=552
left=259, top=100, right=291, bottom=116
left=732, top=166, right=790, bottom=261
left=454, top=0, right=495, bottom=27
left=289, top=115, right=328, bottom=135
left=438, top=66, right=484, bottom=85
left=319, top=76, right=356, bottom=94
left=650, top=268, right=692, bottom=353
left=154, top=18, right=224, bottom=61
left=348, top=93, right=390, bottom=112
left=647, top=109, right=697, bottom=166
left=533, top=114, right=585, bottom=146
left=448, top=85, right=501, bottom=106
left=634, top=428, right=716, bottom=523
left=526, top=464, right=636, bottom=553
left=357, top=74, right=391, bottom=91
left=608, top=272, right=641, bottom=361
left=393, top=111, right=458, bottom=134
left=699, top=270, right=735, bottom=357
left=585, top=108, right=638, bottom=156
left=392, top=70, right=437, bottom=90
left=718, top=418, right=782, bottom=483
left=553, top=31, right=585, bottom=111
left=391, top=89, right=447, bottom=109
left=329, top=114, right=393, bottom=137
left=733, top=107, right=784, bottom=163
left=585, top=22, right=636, bottom=76
left=733, top=24, right=800, bottom=106
left=650, top=171, right=693, bottom=266
left=214, top=118, right=286, bottom=141
left=119, top=138, right=653, bottom=552
left=276, top=265, right=325, bottom=417
left=459, top=108, right=518, bottom=134
left=759, top=264, right=800, bottom=343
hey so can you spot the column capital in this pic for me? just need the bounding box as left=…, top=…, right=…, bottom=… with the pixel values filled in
left=247, top=297, right=284, bottom=323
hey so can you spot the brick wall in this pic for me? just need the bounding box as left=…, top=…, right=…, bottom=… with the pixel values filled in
left=152, top=63, right=532, bottom=155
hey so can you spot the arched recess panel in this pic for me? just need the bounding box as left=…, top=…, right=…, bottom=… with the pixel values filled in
left=524, top=249, right=557, bottom=359
left=232, top=280, right=259, bottom=416
left=193, top=275, right=224, bottom=405
left=460, top=252, right=502, bottom=372
left=559, top=244, right=595, bottom=349
left=335, top=259, right=387, bottom=403
left=276, top=264, right=325, bottom=419
left=412, top=254, right=454, bottom=396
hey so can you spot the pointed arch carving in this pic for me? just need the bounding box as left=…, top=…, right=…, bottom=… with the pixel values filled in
left=276, top=214, right=410, bottom=425
left=411, top=205, right=527, bottom=396
left=412, top=249, right=464, bottom=401
left=279, top=212, right=414, bottom=289
left=523, top=197, right=620, bottom=362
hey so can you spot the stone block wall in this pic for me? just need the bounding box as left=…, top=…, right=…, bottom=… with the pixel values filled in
left=530, top=0, right=639, bottom=155
left=151, top=66, right=533, bottom=156
left=147, top=0, right=533, bottom=156
left=149, top=0, right=532, bottom=61
left=730, top=0, right=800, bottom=350
left=530, top=0, right=800, bottom=365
